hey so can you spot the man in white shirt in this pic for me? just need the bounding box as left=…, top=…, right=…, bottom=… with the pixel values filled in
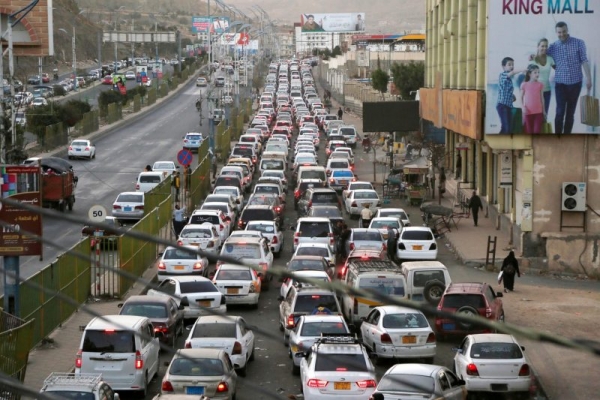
left=360, top=204, right=373, bottom=228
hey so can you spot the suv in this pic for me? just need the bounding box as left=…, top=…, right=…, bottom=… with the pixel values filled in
left=339, top=125, right=359, bottom=148
left=297, top=188, right=341, bottom=217
left=435, top=282, right=504, bottom=338
left=293, top=217, right=336, bottom=252
left=41, top=373, right=119, bottom=400
left=238, top=205, right=280, bottom=230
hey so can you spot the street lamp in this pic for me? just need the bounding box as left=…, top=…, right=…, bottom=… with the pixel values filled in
left=58, top=27, right=77, bottom=91
left=113, top=6, right=126, bottom=73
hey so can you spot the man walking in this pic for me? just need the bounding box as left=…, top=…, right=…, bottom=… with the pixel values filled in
left=337, top=107, right=344, bottom=120
left=468, top=190, right=483, bottom=227
left=172, top=204, right=186, bottom=237
left=547, top=21, right=592, bottom=134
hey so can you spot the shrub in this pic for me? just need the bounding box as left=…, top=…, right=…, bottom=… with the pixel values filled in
left=58, top=100, right=92, bottom=127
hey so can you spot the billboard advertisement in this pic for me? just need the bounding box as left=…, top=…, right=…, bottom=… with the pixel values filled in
left=192, top=16, right=231, bottom=34
left=300, top=13, right=366, bottom=32
left=486, top=1, right=599, bottom=135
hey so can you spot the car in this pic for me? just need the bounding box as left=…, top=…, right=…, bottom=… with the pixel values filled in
left=188, top=209, right=232, bottom=244
left=205, top=194, right=239, bottom=220
left=297, top=335, right=377, bottom=398
left=201, top=202, right=237, bottom=226
left=345, top=228, right=386, bottom=254
left=28, top=75, right=41, bottom=85
left=152, top=161, right=178, bottom=178
left=338, top=248, right=388, bottom=279
left=184, top=315, right=255, bottom=377
left=375, top=207, right=411, bottom=226
left=343, top=181, right=375, bottom=200
left=41, top=373, right=119, bottom=400
left=369, top=217, right=403, bottom=240
left=176, top=223, right=222, bottom=255
left=136, top=171, right=165, bottom=192
left=41, top=72, right=50, bottom=83
left=157, top=246, right=210, bottom=281
left=215, top=77, right=225, bottom=87
left=112, top=191, right=145, bottom=222
left=160, top=348, right=237, bottom=398
left=328, top=168, right=356, bottom=191
left=293, top=217, right=336, bottom=252
left=339, top=125, right=359, bottom=148
left=453, top=333, right=531, bottom=396
left=218, top=236, right=274, bottom=289
left=14, top=112, right=26, bottom=127
left=285, top=255, right=333, bottom=278
left=435, top=282, right=504, bottom=338
left=396, top=226, right=438, bottom=261
left=212, top=264, right=261, bottom=307
left=213, top=186, right=244, bottom=212
left=279, top=269, right=331, bottom=299
left=360, top=305, right=436, bottom=364
left=261, top=169, right=288, bottom=187
left=223, top=95, right=233, bottom=104
left=252, top=182, right=286, bottom=203
left=288, top=315, right=350, bottom=374
left=144, top=78, right=153, bottom=87
left=293, top=242, right=335, bottom=266
left=183, top=132, right=204, bottom=152
left=333, top=147, right=355, bottom=165
left=146, top=276, right=227, bottom=320
left=371, top=364, right=466, bottom=400
left=118, top=295, right=184, bottom=348
left=68, top=139, right=96, bottom=160
left=237, top=205, right=280, bottom=230
left=344, top=189, right=381, bottom=217
left=297, top=188, right=341, bottom=217
left=196, top=77, right=208, bottom=87
left=102, top=75, right=113, bottom=85
left=245, top=220, right=284, bottom=257
left=31, top=97, right=48, bottom=107
left=125, top=71, right=136, bottom=80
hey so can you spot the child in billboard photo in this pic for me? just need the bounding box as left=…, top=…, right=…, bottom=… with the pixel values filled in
left=520, top=64, right=545, bottom=134
left=496, top=57, right=524, bottom=134
left=532, top=38, right=555, bottom=116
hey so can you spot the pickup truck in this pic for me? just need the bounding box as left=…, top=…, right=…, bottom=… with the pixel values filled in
left=400, top=260, right=452, bottom=305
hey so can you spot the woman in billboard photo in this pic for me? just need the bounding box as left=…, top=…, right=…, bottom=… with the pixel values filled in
left=520, top=64, right=546, bottom=134
left=530, top=39, right=555, bottom=116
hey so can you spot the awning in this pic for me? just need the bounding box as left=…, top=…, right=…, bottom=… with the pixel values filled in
left=394, top=34, right=426, bottom=42
left=402, top=156, right=429, bottom=174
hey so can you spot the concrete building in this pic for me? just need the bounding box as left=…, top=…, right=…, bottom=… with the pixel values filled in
left=419, top=0, right=600, bottom=278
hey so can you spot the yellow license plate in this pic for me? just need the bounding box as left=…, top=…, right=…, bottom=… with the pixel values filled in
left=402, top=336, right=417, bottom=344
left=339, top=180, right=348, bottom=184
left=227, top=288, right=239, bottom=294
left=412, top=245, right=423, bottom=250
left=174, top=265, right=185, bottom=270
left=198, top=300, right=210, bottom=307
left=191, top=243, right=199, bottom=246
left=334, top=382, right=351, bottom=390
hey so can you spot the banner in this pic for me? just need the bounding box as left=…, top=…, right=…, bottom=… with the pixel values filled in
left=485, top=0, right=599, bottom=135
left=442, top=90, right=482, bottom=140
left=192, top=16, right=231, bottom=34
left=301, top=13, right=366, bottom=32
left=136, top=65, right=149, bottom=83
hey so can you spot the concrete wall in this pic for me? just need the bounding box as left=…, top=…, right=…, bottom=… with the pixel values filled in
left=3, top=0, right=51, bottom=57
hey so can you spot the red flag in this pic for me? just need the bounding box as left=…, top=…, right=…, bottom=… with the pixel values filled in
left=237, top=32, right=249, bottom=45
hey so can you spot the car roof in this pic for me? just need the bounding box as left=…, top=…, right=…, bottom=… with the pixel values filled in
left=387, top=363, right=443, bottom=377
left=174, top=348, right=224, bottom=359
left=86, top=315, right=147, bottom=330
left=118, top=191, right=143, bottom=196
left=191, top=209, right=221, bottom=215
left=224, top=236, right=263, bottom=244
left=290, top=255, right=325, bottom=261
left=122, top=295, right=172, bottom=305
left=298, top=217, right=331, bottom=223
left=299, top=314, right=345, bottom=323
left=400, top=261, right=448, bottom=271
left=445, top=282, right=486, bottom=294
left=195, top=315, right=241, bottom=324
left=243, top=205, right=274, bottom=210
left=376, top=305, right=426, bottom=315
left=296, top=242, right=329, bottom=248
left=469, top=333, right=516, bottom=344
left=217, top=264, right=254, bottom=271
left=169, top=276, right=212, bottom=283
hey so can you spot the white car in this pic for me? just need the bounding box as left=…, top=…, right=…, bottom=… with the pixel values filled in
left=184, top=315, right=255, bottom=376
left=252, top=182, right=285, bottom=202
left=177, top=223, right=222, bottom=255
left=279, top=269, right=331, bottom=300
left=218, top=236, right=274, bottom=290
left=345, top=189, right=381, bottom=217
left=293, top=242, right=335, bottom=266
left=453, top=333, right=531, bottom=396
left=372, top=364, right=466, bottom=399
left=223, top=95, right=233, bottom=104
left=68, top=139, right=96, bottom=160
left=188, top=209, right=232, bottom=244
left=396, top=226, right=438, bottom=261
left=360, top=305, right=436, bottom=364
left=333, top=147, right=355, bottom=164
left=212, top=264, right=261, bottom=307
left=298, top=335, right=377, bottom=399
left=369, top=217, right=403, bottom=240
left=213, top=186, right=244, bottom=212
left=345, top=228, right=385, bottom=254
left=125, top=71, right=136, bottom=80
left=157, top=246, right=210, bottom=282
left=147, top=276, right=226, bottom=320
left=261, top=169, right=288, bottom=187
left=201, top=202, right=236, bottom=225
left=343, top=181, right=374, bottom=201
left=375, top=207, right=411, bottom=226
left=152, top=161, right=177, bottom=178
left=245, top=220, right=284, bottom=257
left=31, top=97, right=48, bottom=107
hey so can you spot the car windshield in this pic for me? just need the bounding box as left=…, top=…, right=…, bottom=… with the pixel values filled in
left=43, top=392, right=94, bottom=400
left=354, top=231, right=382, bottom=241
left=163, top=248, right=198, bottom=260
left=441, top=294, right=486, bottom=309
left=377, top=374, right=434, bottom=393
left=312, top=193, right=338, bottom=203
left=297, top=247, right=328, bottom=258
left=402, top=230, right=434, bottom=240
left=470, top=343, right=524, bottom=359
left=179, top=281, right=219, bottom=293
left=351, top=183, right=373, bottom=191
left=300, top=321, right=348, bottom=336
left=295, top=294, right=338, bottom=313
left=72, top=141, right=88, bottom=146
left=332, top=171, right=353, bottom=178
left=233, top=148, right=253, bottom=157
left=380, top=210, right=408, bottom=220
left=359, top=277, right=405, bottom=296
left=169, top=358, right=224, bottom=376
left=215, top=188, right=238, bottom=196
left=370, top=220, right=400, bottom=229
left=192, top=323, right=236, bottom=338
left=340, top=128, right=356, bottom=136
left=216, top=269, right=252, bottom=280
left=382, top=313, right=429, bottom=329
left=314, top=353, right=367, bottom=372
left=288, top=259, right=325, bottom=271
left=298, top=222, right=330, bottom=237
left=329, top=161, right=348, bottom=169
left=117, top=194, right=143, bottom=203
left=120, top=303, right=168, bottom=319
left=222, top=243, right=261, bottom=259
left=82, top=331, right=135, bottom=353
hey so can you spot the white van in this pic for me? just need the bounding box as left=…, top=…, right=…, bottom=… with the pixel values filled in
left=75, top=315, right=160, bottom=395
left=341, top=260, right=407, bottom=325
left=135, top=172, right=165, bottom=192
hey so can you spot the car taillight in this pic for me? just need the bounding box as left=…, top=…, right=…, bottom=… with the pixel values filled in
left=351, top=202, right=357, bottom=207
left=294, top=190, right=300, bottom=198
left=249, top=282, right=256, bottom=293
left=307, top=379, right=328, bottom=388
left=216, top=382, right=229, bottom=393
left=398, top=243, right=406, bottom=250
left=271, top=236, right=278, bottom=244
left=352, top=177, right=357, bottom=182
left=350, top=243, right=355, bottom=251
left=485, top=307, right=493, bottom=318
left=177, top=240, right=183, bottom=246
left=113, top=205, right=120, bottom=210
left=519, top=364, right=530, bottom=376
left=382, top=243, right=387, bottom=251
left=193, top=262, right=203, bottom=270
left=426, top=333, right=436, bottom=343
left=328, top=233, right=334, bottom=245
left=308, top=201, right=312, bottom=208
left=154, top=325, right=168, bottom=333
left=134, top=205, right=144, bottom=210
left=430, top=243, right=437, bottom=250
left=85, top=147, right=90, bottom=151
left=232, top=341, right=242, bottom=355
left=75, top=350, right=82, bottom=368
left=329, top=178, right=334, bottom=183
left=69, top=146, right=73, bottom=151
left=466, top=363, right=479, bottom=376
left=380, top=333, right=392, bottom=343
left=161, top=380, right=174, bottom=392
left=259, top=262, right=268, bottom=272
left=287, top=315, right=296, bottom=328
left=220, top=224, right=224, bottom=230
left=183, top=139, right=188, bottom=143
left=294, top=232, right=300, bottom=244
left=158, top=262, right=166, bottom=270
left=135, top=350, right=143, bottom=369
left=356, top=379, right=376, bottom=388
left=184, top=341, right=191, bottom=348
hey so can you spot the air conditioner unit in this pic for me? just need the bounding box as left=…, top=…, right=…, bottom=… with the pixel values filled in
left=561, top=182, right=587, bottom=212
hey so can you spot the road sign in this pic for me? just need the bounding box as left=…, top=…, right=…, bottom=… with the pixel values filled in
left=177, top=149, right=193, bottom=166
left=88, top=205, right=107, bottom=223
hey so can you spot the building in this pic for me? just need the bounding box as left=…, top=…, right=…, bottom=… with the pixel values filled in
left=419, top=0, right=600, bottom=278
left=294, top=25, right=342, bottom=56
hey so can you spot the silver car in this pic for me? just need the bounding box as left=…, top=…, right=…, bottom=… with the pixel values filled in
left=157, top=246, right=209, bottom=281
left=345, top=228, right=385, bottom=254
left=112, top=191, right=145, bottom=221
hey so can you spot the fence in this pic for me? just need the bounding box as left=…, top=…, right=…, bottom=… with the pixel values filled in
left=106, top=102, right=123, bottom=124
left=189, top=140, right=211, bottom=210
left=215, top=123, right=231, bottom=161
left=73, top=110, right=99, bottom=137
left=0, top=311, right=34, bottom=399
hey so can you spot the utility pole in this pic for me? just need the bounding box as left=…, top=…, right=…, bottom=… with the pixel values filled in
left=1, top=16, right=5, bottom=163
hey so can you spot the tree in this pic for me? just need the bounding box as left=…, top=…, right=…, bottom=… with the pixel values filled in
left=391, top=61, right=425, bottom=99
left=331, top=45, right=342, bottom=57
left=58, top=100, right=92, bottom=127
left=371, top=57, right=389, bottom=100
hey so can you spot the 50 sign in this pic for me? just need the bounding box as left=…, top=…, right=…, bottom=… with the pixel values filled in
left=88, top=205, right=107, bottom=223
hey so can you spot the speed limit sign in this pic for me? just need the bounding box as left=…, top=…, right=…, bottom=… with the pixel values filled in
left=88, top=205, right=107, bottom=223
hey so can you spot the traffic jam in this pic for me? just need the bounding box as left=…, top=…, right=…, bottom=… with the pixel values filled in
left=67, top=58, right=535, bottom=400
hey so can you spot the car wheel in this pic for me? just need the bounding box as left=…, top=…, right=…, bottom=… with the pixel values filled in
left=291, top=361, right=300, bottom=376
left=371, top=344, right=384, bottom=366
left=137, top=372, right=148, bottom=399
left=237, top=362, right=247, bottom=377
left=279, top=323, right=284, bottom=332
left=423, top=280, right=445, bottom=305
left=457, top=305, right=478, bottom=329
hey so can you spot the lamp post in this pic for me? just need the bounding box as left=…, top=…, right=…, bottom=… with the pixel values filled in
left=58, top=27, right=77, bottom=91
left=113, top=6, right=126, bottom=74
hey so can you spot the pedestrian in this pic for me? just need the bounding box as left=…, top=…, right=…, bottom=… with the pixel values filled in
left=500, top=250, right=520, bottom=292
left=172, top=204, right=186, bottom=237
left=360, top=203, right=373, bottom=228
left=468, top=190, right=483, bottom=226
left=211, top=152, right=218, bottom=179
left=144, top=164, right=152, bottom=172
left=386, top=226, right=397, bottom=261
left=172, top=171, right=181, bottom=203
left=455, top=154, right=462, bottom=179
left=337, top=106, right=344, bottom=120
left=340, top=223, right=351, bottom=259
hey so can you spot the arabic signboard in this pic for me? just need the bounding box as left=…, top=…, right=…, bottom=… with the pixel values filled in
left=0, top=166, right=42, bottom=256
left=301, top=13, right=366, bottom=32
left=442, top=90, right=482, bottom=140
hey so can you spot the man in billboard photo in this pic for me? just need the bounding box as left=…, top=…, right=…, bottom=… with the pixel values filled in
left=547, top=21, right=592, bottom=134
left=355, top=14, right=365, bottom=31
left=496, top=57, right=525, bottom=133
left=303, top=15, right=324, bottom=32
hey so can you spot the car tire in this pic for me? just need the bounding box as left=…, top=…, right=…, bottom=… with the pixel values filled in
left=291, top=361, right=300, bottom=376
left=283, top=332, right=289, bottom=347
left=279, top=323, right=284, bottom=332
left=423, top=280, right=446, bottom=305
left=457, top=305, right=478, bottom=329
left=237, top=362, right=247, bottom=377
left=371, top=344, right=385, bottom=366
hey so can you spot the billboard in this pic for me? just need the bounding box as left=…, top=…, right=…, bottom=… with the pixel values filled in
left=301, top=13, right=366, bottom=32
left=192, top=16, right=231, bottom=34
left=363, top=102, right=420, bottom=133
left=486, top=1, right=599, bottom=135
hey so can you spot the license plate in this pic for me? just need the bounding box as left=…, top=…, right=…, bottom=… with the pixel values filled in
left=339, top=180, right=348, bottom=185
left=124, top=207, right=132, bottom=212
left=227, top=288, right=239, bottom=294
left=443, top=323, right=456, bottom=330
left=197, top=300, right=210, bottom=307
left=174, top=265, right=185, bottom=270
left=402, top=336, right=417, bottom=344
left=334, top=382, right=351, bottom=390
left=412, top=245, right=423, bottom=250
left=76, top=148, right=81, bottom=151
left=186, top=387, right=204, bottom=395
left=191, top=243, right=199, bottom=246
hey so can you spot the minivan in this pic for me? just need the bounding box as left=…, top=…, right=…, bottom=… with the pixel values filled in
left=75, top=315, right=161, bottom=395
left=136, top=172, right=165, bottom=192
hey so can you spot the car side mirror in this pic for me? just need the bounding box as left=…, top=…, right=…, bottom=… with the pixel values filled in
left=452, top=347, right=463, bottom=353
left=117, top=303, right=124, bottom=308
left=496, top=292, right=504, bottom=297
left=178, top=302, right=185, bottom=310
left=164, top=361, right=170, bottom=367
left=457, top=379, right=466, bottom=386
left=277, top=296, right=284, bottom=302
left=180, top=297, right=190, bottom=307
left=521, top=345, right=525, bottom=351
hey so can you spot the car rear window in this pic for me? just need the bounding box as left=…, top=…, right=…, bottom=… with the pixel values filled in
left=300, top=171, right=326, bottom=181
left=294, top=294, right=338, bottom=313
left=179, top=281, right=219, bottom=293
left=312, top=192, right=338, bottom=204
left=180, top=228, right=213, bottom=239
left=379, top=210, right=407, bottom=220
left=189, top=214, right=219, bottom=225
left=382, top=313, right=429, bottom=329
left=120, top=303, right=167, bottom=319
left=359, top=277, right=405, bottom=296
left=298, top=222, right=330, bottom=237
left=332, top=170, right=353, bottom=178
left=402, top=230, right=434, bottom=240
left=354, top=231, right=382, bottom=241
left=164, top=248, right=198, bottom=260
left=470, top=343, right=523, bottom=359
left=297, top=247, right=329, bottom=258
left=370, top=220, right=400, bottom=229
left=216, top=269, right=252, bottom=280
left=354, top=191, right=378, bottom=199
left=240, top=137, right=255, bottom=142
left=261, top=159, right=285, bottom=170
left=288, top=259, right=326, bottom=271
left=301, top=322, right=347, bottom=336
left=242, top=209, right=276, bottom=221
left=215, top=177, right=241, bottom=188
left=311, top=207, right=342, bottom=218
left=223, top=243, right=261, bottom=259
left=255, top=186, right=279, bottom=195
left=340, top=128, right=356, bottom=136
left=215, top=188, right=238, bottom=196
left=169, top=358, right=224, bottom=376
left=139, top=175, right=161, bottom=183
left=315, top=353, right=367, bottom=372
left=377, top=375, right=434, bottom=393
left=192, top=323, right=236, bottom=338
left=247, top=196, right=277, bottom=207
left=329, top=161, right=348, bottom=169
left=186, top=134, right=202, bottom=141
left=202, top=204, right=228, bottom=214
left=232, top=148, right=253, bottom=158
left=72, top=141, right=88, bottom=146
left=247, top=223, right=276, bottom=234
left=441, top=294, right=486, bottom=309
left=82, top=330, right=135, bottom=353
left=117, top=194, right=143, bottom=203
